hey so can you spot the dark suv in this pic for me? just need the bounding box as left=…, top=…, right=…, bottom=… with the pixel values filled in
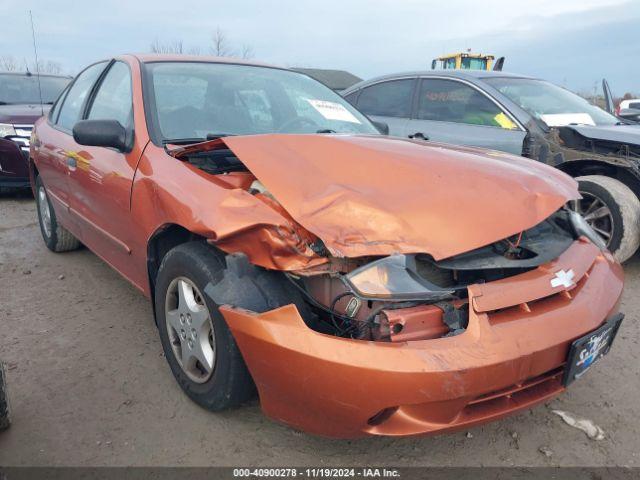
left=0, top=72, right=70, bottom=189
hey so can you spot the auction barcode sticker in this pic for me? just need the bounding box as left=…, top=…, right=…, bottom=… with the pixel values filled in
left=306, top=99, right=361, bottom=123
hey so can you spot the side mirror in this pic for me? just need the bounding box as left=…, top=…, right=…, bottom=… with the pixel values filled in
left=371, top=120, right=389, bottom=135
left=73, top=119, right=130, bottom=152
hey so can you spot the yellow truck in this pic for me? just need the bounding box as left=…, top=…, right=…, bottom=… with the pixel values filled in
left=431, top=52, right=504, bottom=71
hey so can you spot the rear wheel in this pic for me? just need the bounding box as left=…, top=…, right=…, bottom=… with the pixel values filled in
left=35, top=176, right=81, bottom=253
left=574, top=175, right=640, bottom=262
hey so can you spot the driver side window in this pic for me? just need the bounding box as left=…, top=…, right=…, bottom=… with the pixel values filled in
left=87, top=61, right=133, bottom=128
left=417, top=79, right=518, bottom=130
left=56, top=62, right=107, bottom=131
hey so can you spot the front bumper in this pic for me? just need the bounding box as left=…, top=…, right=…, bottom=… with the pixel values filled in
left=0, top=135, right=30, bottom=187
left=221, top=239, right=623, bottom=438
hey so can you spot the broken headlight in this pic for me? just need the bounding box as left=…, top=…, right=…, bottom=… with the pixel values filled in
left=344, top=254, right=454, bottom=301
left=568, top=210, right=607, bottom=250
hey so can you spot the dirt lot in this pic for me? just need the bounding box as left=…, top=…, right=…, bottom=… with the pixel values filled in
left=0, top=193, right=638, bottom=467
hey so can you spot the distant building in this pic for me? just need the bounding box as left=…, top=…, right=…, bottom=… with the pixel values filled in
left=292, top=68, right=362, bottom=93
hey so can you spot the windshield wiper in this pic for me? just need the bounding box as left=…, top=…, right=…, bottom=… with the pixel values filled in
left=0, top=101, right=11, bottom=105
left=316, top=128, right=337, bottom=134
left=206, top=132, right=237, bottom=140
left=162, top=137, right=206, bottom=145
left=162, top=133, right=237, bottom=145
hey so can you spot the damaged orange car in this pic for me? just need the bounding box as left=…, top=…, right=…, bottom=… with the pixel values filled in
left=29, top=55, right=624, bottom=438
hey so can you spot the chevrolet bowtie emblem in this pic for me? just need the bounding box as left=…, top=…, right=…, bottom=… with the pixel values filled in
left=550, top=269, right=575, bottom=289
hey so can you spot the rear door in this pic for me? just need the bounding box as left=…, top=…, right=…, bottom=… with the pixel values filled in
left=351, top=78, right=415, bottom=136
left=405, top=77, right=526, bottom=155
left=64, top=60, right=141, bottom=285
left=36, top=61, right=108, bottom=235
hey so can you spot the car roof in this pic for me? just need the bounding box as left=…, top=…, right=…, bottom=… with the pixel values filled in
left=343, top=70, right=539, bottom=92
left=130, top=53, right=280, bottom=70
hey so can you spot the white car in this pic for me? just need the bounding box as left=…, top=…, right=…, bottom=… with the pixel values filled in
left=618, top=98, right=640, bottom=112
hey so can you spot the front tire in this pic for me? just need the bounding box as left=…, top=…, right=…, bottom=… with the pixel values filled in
left=154, top=242, right=255, bottom=411
left=575, top=175, right=640, bottom=263
left=35, top=176, right=81, bottom=253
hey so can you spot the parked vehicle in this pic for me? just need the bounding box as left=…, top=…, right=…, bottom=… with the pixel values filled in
left=618, top=99, right=640, bottom=113
left=618, top=108, right=640, bottom=123
left=0, top=72, right=71, bottom=190
left=343, top=71, right=640, bottom=262
left=0, top=362, right=10, bottom=431
left=431, top=52, right=504, bottom=71
left=30, top=55, right=624, bottom=438
left=602, top=80, right=640, bottom=124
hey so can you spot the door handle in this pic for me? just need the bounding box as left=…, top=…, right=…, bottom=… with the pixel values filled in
left=66, top=156, right=77, bottom=169
left=409, top=132, right=429, bottom=141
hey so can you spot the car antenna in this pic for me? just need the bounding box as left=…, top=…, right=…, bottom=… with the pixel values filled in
left=29, top=10, right=44, bottom=115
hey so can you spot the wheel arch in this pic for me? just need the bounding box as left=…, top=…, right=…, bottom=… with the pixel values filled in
left=146, top=223, right=210, bottom=321
left=557, top=159, right=640, bottom=199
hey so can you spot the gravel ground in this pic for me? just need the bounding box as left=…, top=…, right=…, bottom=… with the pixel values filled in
left=0, top=193, right=638, bottom=467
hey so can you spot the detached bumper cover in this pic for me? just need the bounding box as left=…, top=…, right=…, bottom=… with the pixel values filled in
left=221, top=240, right=623, bottom=438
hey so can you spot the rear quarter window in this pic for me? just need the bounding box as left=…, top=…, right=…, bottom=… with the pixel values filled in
left=356, top=79, right=414, bottom=118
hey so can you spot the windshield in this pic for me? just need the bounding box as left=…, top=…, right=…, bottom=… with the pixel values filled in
left=0, top=73, right=70, bottom=104
left=485, top=77, right=619, bottom=127
left=144, top=62, right=378, bottom=142
left=461, top=57, right=487, bottom=70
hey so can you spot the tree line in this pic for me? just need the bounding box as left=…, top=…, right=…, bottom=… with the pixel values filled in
left=1, top=55, right=63, bottom=74
left=150, top=27, right=254, bottom=59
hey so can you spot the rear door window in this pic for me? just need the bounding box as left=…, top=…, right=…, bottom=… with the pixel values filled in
left=356, top=79, right=414, bottom=118
left=417, top=78, right=517, bottom=129
left=56, top=62, right=108, bottom=131
left=343, top=91, right=358, bottom=106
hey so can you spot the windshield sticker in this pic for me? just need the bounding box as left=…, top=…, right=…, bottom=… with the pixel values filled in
left=306, top=99, right=361, bottom=124
left=539, top=113, right=596, bottom=127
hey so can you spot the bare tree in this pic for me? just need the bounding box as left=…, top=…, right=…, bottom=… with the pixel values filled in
left=240, top=44, right=254, bottom=60
left=149, top=28, right=255, bottom=59
left=1, top=55, right=18, bottom=72
left=30, top=60, right=63, bottom=74
left=210, top=27, right=234, bottom=57
left=150, top=38, right=185, bottom=54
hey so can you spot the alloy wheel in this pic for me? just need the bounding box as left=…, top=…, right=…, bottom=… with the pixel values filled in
left=38, top=186, right=52, bottom=239
left=164, top=277, right=216, bottom=383
left=570, top=192, right=614, bottom=247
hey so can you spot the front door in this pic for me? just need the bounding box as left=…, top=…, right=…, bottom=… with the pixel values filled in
left=65, top=61, right=142, bottom=287
left=405, top=78, right=526, bottom=155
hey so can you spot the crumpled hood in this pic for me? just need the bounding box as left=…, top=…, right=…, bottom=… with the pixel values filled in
left=563, top=123, right=640, bottom=145
left=221, top=134, right=578, bottom=261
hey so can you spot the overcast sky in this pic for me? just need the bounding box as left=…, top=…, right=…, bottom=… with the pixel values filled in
left=2, top=0, right=639, bottom=94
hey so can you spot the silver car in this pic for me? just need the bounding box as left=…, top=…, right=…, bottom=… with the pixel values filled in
left=343, top=71, right=640, bottom=262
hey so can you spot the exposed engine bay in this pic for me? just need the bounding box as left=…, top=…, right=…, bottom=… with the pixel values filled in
left=171, top=141, right=590, bottom=344
left=284, top=209, right=585, bottom=342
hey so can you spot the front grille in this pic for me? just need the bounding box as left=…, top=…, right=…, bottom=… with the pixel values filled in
left=486, top=261, right=594, bottom=325
left=463, top=366, right=564, bottom=417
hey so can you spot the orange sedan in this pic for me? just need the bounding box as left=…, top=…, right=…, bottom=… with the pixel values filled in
left=29, top=55, right=624, bottom=438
